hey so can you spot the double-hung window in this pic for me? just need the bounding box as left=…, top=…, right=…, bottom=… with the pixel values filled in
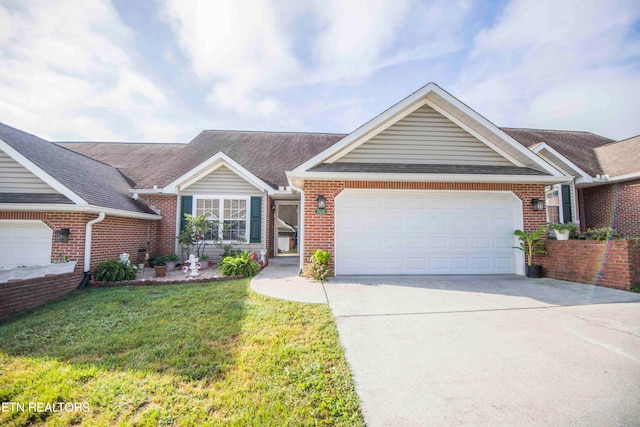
left=194, top=197, right=248, bottom=242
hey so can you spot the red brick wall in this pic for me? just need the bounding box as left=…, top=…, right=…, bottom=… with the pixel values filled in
left=302, top=180, right=546, bottom=272
left=0, top=211, right=89, bottom=272
left=539, top=240, right=640, bottom=290
left=145, top=194, right=178, bottom=256
left=0, top=273, right=82, bottom=321
left=582, top=179, right=640, bottom=237
left=91, top=216, right=158, bottom=269
left=0, top=211, right=160, bottom=272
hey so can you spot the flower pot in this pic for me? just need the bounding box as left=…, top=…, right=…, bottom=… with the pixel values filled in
left=526, top=265, right=543, bottom=278
left=47, top=261, right=78, bottom=275
left=554, top=230, right=570, bottom=240
left=154, top=265, right=167, bottom=277
left=166, top=261, right=176, bottom=272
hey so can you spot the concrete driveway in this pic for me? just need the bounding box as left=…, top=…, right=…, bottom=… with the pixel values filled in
left=324, top=275, right=640, bottom=426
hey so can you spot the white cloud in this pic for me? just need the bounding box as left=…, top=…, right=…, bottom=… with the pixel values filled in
left=0, top=0, right=184, bottom=142
left=454, top=0, right=640, bottom=139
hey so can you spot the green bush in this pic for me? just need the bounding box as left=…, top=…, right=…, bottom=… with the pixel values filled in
left=302, top=250, right=332, bottom=282
left=219, top=251, right=260, bottom=277
left=95, top=259, right=137, bottom=282
left=585, top=226, right=621, bottom=240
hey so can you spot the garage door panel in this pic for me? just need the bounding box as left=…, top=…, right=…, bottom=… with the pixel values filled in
left=0, top=221, right=52, bottom=269
left=336, top=190, right=519, bottom=275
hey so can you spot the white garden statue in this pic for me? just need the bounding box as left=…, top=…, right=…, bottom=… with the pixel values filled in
left=188, top=254, right=200, bottom=277
left=119, top=253, right=130, bottom=266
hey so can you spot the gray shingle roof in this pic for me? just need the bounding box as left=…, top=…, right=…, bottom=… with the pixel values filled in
left=502, top=128, right=614, bottom=176
left=308, top=163, right=551, bottom=176
left=61, top=131, right=347, bottom=189
left=0, top=122, right=157, bottom=215
left=594, top=135, right=640, bottom=177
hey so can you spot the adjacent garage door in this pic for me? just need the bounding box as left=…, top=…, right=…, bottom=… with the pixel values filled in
left=0, top=220, right=52, bottom=269
left=335, top=190, right=522, bottom=275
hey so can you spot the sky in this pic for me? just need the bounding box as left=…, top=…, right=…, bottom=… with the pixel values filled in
left=0, top=0, right=639, bottom=143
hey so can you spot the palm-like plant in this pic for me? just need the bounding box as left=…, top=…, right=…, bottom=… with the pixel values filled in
left=513, top=226, right=547, bottom=266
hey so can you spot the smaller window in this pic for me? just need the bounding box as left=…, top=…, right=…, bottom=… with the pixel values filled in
left=545, top=187, right=560, bottom=224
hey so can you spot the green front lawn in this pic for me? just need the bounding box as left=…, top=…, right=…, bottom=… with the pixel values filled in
left=0, top=279, right=363, bottom=426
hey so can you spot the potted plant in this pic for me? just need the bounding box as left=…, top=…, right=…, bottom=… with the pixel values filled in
left=513, top=226, right=547, bottom=278
left=547, top=222, right=579, bottom=240
left=151, top=256, right=167, bottom=277
left=199, top=253, right=210, bottom=269
left=164, top=254, right=179, bottom=271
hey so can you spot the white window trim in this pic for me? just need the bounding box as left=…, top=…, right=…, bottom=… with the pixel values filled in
left=192, top=195, right=251, bottom=243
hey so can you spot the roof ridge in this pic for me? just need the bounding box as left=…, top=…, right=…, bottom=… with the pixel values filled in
left=200, top=129, right=347, bottom=136
left=500, top=126, right=608, bottom=135
left=57, top=141, right=186, bottom=145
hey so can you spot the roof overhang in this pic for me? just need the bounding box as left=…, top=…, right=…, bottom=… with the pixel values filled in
left=0, top=203, right=162, bottom=220
left=286, top=171, right=571, bottom=189
left=161, top=152, right=275, bottom=195
left=529, top=143, right=593, bottom=184
left=293, top=83, right=562, bottom=177
left=0, top=138, right=87, bottom=204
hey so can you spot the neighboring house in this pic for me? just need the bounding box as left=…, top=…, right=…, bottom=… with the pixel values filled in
left=1, top=82, right=638, bottom=281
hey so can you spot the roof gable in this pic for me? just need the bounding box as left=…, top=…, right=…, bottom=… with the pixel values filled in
left=0, top=150, right=60, bottom=194
left=594, top=135, right=640, bottom=179
left=0, top=122, right=157, bottom=216
left=335, top=105, right=513, bottom=166
left=295, top=83, right=560, bottom=176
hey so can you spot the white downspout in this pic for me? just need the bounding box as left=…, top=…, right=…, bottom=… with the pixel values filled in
left=84, top=212, right=106, bottom=273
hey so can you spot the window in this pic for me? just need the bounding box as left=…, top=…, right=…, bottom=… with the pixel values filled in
left=545, top=186, right=560, bottom=223
left=194, top=197, right=248, bottom=241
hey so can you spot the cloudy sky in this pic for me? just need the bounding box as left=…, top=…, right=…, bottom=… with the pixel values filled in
left=1, top=0, right=639, bottom=143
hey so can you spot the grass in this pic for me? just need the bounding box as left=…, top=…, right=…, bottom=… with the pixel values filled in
left=0, top=279, right=364, bottom=426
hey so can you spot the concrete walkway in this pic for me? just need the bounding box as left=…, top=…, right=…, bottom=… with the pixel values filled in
left=250, top=256, right=327, bottom=304
left=251, top=261, right=640, bottom=425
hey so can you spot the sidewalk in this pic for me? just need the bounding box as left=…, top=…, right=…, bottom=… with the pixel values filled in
left=249, top=257, right=327, bottom=304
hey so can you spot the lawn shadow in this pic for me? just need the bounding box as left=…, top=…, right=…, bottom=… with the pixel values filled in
left=0, top=279, right=250, bottom=382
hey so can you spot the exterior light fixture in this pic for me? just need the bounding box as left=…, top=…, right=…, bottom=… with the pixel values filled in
left=54, top=228, right=70, bottom=243
left=531, top=198, right=545, bottom=211
left=316, top=195, right=327, bottom=215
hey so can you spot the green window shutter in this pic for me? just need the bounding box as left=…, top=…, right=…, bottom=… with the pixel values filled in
left=180, top=196, right=193, bottom=232
left=250, top=196, right=262, bottom=243
left=561, top=185, right=573, bottom=223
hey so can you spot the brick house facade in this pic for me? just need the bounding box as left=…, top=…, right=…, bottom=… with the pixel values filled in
left=581, top=178, right=640, bottom=237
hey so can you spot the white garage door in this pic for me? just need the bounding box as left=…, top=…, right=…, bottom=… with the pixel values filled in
left=335, top=190, right=522, bottom=275
left=0, top=220, right=52, bottom=269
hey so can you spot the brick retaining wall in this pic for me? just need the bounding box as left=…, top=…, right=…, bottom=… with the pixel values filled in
left=0, top=273, right=82, bottom=321
left=539, top=240, right=640, bottom=290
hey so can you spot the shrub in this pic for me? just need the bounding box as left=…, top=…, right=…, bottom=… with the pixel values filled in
left=302, top=250, right=332, bottom=282
left=95, top=259, right=137, bottom=282
left=219, top=251, right=260, bottom=277
left=585, top=226, right=621, bottom=240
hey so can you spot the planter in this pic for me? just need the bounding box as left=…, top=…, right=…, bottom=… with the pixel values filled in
left=526, top=265, right=543, bottom=278
left=47, top=261, right=78, bottom=275
left=166, top=261, right=176, bottom=272
left=12, top=265, right=49, bottom=281
left=154, top=265, right=167, bottom=277
left=199, top=260, right=210, bottom=270
left=554, top=230, right=570, bottom=240
left=0, top=269, right=13, bottom=284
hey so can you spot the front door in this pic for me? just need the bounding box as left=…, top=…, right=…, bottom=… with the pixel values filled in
left=275, top=202, right=299, bottom=255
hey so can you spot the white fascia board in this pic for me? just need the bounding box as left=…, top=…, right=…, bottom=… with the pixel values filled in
left=0, top=203, right=162, bottom=220
left=530, top=143, right=593, bottom=182
left=163, top=152, right=275, bottom=195
left=0, top=139, right=87, bottom=204
left=610, top=171, right=640, bottom=182
left=294, top=83, right=441, bottom=172
left=424, top=89, right=562, bottom=176
left=287, top=171, right=572, bottom=184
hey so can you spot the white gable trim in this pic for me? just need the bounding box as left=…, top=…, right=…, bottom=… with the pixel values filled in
left=530, top=143, right=593, bottom=183
left=162, top=152, right=275, bottom=195
left=0, top=139, right=87, bottom=204
left=293, top=83, right=561, bottom=176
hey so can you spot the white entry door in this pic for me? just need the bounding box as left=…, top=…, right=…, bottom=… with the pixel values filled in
left=335, top=190, right=522, bottom=275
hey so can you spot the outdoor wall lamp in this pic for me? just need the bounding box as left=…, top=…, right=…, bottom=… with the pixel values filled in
left=316, top=195, right=327, bottom=215
left=531, top=198, right=545, bottom=211
left=54, top=228, right=70, bottom=243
